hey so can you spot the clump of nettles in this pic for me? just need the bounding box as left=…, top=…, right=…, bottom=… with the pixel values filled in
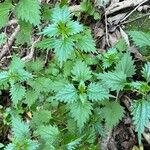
left=37, top=6, right=96, bottom=64
left=1, top=3, right=150, bottom=149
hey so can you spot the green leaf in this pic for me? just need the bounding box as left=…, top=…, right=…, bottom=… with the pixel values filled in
left=12, top=117, right=30, bottom=140
left=71, top=61, right=92, bottom=81
left=10, top=83, right=26, bottom=105
left=54, top=38, right=74, bottom=63
left=131, top=81, right=150, bottom=94
left=55, top=84, right=78, bottom=103
left=35, top=38, right=55, bottom=50
left=69, top=101, right=93, bottom=130
left=87, top=83, right=109, bottom=101
left=28, top=77, right=52, bottom=93
left=101, top=48, right=119, bottom=68
left=75, top=32, right=96, bottom=53
left=0, top=33, right=7, bottom=46
left=31, top=110, right=51, bottom=128
left=98, top=71, right=127, bottom=91
left=4, top=143, right=15, bottom=150
left=16, top=20, right=32, bottom=44
left=115, top=53, right=135, bottom=77
left=142, top=62, right=150, bottom=82
left=51, top=6, right=71, bottom=23
left=9, top=56, right=25, bottom=71
left=131, top=100, right=150, bottom=144
left=101, top=101, right=124, bottom=129
left=15, top=0, right=41, bottom=26
left=0, top=71, right=9, bottom=84
left=0, top=0, right=12, bottom=29
left=24, top=89, right=39, bottom=107
left=35, top=125, right=59, bottom=144
left=128, top=31, right=150, bottom=47
left=40, top=24, right=58, bottom=37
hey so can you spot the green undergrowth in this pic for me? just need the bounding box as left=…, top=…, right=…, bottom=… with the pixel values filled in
left=0, top=1, right=150, bottom=149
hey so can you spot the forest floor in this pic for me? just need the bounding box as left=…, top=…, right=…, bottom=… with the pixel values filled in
left=0, top=0, right=150, bottom=149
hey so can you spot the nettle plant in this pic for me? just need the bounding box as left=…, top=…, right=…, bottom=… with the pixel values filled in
left=1, top=3, right=150, bottom=149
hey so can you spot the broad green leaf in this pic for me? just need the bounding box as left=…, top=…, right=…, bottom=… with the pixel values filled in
left=128, top=31, right=150, bottom=47
left=72, top=61, right=92, bottom=81
left=131, top=81, right=150, bottom=94
left=115, top=53, right=135, bottom=77
left=31, top=110, right=51, bottom=128
left=56, top=84, right=78, bottom=103
left=35, top=125, right=59, bottom=144
left=101, top=101, right=124, bottom=129
left=24, top=89, right=39, bottom=107
left=51, top=6, right=71, bottom=23
left=35, top=38, right=56, bottom=50
left=12, top=117, right=30, bottom=140
left=54, top=38, right=74, bottom=63
left=69, top=101, right=93, bottom=130
left=98, top=71, right=127, bottom=91
left=142, top=62, right=150, bottom=82
left=16, top=20, right=32, bottom=44
left=15, top=0, right=41, bottom=26
left=75, top=32, right=96, bottom=52
left=87, top=82, right=109, bottom=101
left=10, top=84, right=26, bottom=105
left=0, top=0, right=12, bottom=29
left=101, top=48, right=119, bottom=68
left=131, top=100, right=150, bottom=144
left=28, top=77, right=52, bottom=93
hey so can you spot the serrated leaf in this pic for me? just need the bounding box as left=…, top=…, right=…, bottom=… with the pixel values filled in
left=87, top=82, right=109, bottom=101
left=128, top=31, right=150, bottom=47
left=4, top=143, right=15, bottom=150
left=0, top=71, right=9, bottom=84
left=15, top=0, right=41, bottom=26
left=35, top=125, right=59, bottom=144
left=24, top=89, right=39, bottom=107
left=101, top=101, right=124, bottom=129
left=131, top=81, right=150, bottom=94
left=28, top=77, right=52, bottom=93
left=9, top=56, right=25, bottom=71
left=131, top=100, right=150, bottom=144
left=10, top=83, right=26, bottom=105
left=51, top=6, right=71, bottom=23
left=31, top=110, right=51, bottom=128
left=12, top=117, right=30, bottom=140
left=56, top=84, right=78, bottom=103
left=98, top=71, right=127, bottom=91
left=72, top=61, right=92, bottom=81
left=75, top=32, right=96, bottom=53
left=16, top=20, right=32, bottom=44
left=0, top=0, right=12, bottom=29
left=69, top=101, right=93, bottom=130
left=35, top=38, right=55, bottom=50
left=142, top=62, right=150, bottom=82
left=101, top=48, right=119, bottom=68
left=115, top=53, right=135, bottom=77
left=54, top=38, right=74, bottom=63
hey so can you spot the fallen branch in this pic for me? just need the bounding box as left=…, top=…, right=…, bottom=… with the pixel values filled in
left=120, top=0, right=148, bottom=22
left=22, top=37, right=41, bottom=62
left=105, top=0, right=149, bottom=15
left=0, top=26, right=20, bottom=60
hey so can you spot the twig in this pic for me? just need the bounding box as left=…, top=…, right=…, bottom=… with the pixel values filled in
left=105, top=12, right=110, bottom=47
left=0, top=26, right=20, bottom=60
left=22, top=37, right=41, bottom=62
left=121, top=12, right=150, bottom=25
left=120, top=0, right=148, bottom=23
left=105, top=0, right=149, bottom=15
